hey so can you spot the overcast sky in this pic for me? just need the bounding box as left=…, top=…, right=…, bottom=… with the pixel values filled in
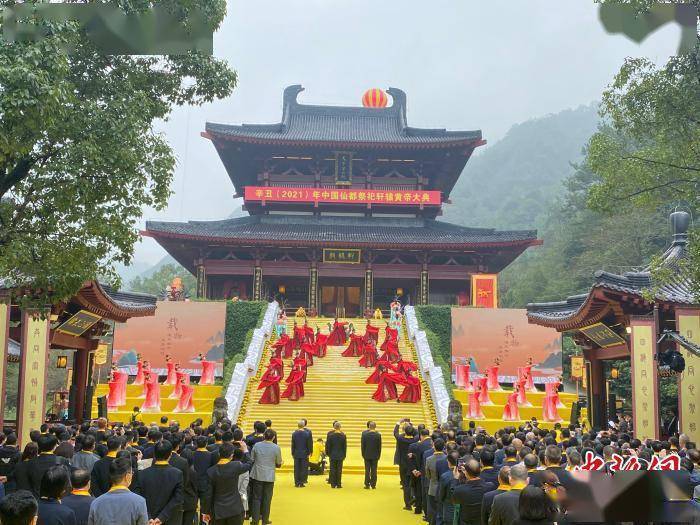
left=132, top=0, right=680, bottom=267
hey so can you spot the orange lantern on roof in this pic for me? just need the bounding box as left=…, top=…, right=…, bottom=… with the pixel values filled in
left=362, top=88, right=388, bottom=108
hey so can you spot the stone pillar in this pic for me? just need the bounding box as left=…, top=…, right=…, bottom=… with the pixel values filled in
left=630, top=316, right=660, bottom=441
left=253, top=266, right=263, bottom=301
left=364, top=269, right=374, bottom=317
left=196, top=264, right=207, bottom=299
left=18, top=309, right=50, bottom=446
left=308, top=266, right=319, bottom=317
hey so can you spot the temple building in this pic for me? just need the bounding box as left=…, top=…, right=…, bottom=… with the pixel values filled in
left=145, top=86, right=542, bottom=315
left=527, top=211, right=699, bottom=441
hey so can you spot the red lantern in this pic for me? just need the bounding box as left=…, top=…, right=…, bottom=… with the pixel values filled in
left=362, top=88, right=388, bottom=108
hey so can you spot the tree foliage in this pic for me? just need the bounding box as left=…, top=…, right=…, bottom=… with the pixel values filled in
left=127, top=263, right=196, bottom=297
left=0, top=0, right=237, bottom=307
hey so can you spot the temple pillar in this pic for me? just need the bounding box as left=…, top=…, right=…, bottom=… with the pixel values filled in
left=364, top=268, right=374, bottom=317
left=71, top=344, right=94, bottom=423
left=583, top=349, right=606, bottom=430
left=18, top=309, right=50, bottom=446
left=0, top=296, right=10, bottom=429
left=676, top=308, right=700, bottom=442
left=196, top=264, right=207, bottom=299
left=253, top=265, right=263, bottom=301
left=630, top=316, right=660, bottom=440
left=308, top=265, right=319, bottom=316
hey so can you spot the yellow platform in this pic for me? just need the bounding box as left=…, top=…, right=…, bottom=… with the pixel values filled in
left=238, top=317, right=437, bottom=474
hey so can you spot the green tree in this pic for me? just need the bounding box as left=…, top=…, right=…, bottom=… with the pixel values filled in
left=0, top=1, right=236, bottom=307
left=128, top=263, right=196, bottom=297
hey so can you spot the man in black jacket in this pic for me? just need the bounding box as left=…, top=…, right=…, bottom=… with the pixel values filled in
left=62, top=469, right=94, bottom=525
left=133, top=440, right=183, bottom=525
left=325, top=422, right=347, bottom=489
left=0, top=433, right=21, bottom=493
left=203, top=443, right=253, bottom=525
left=90, top=436, right=122, bottom=497
left=24, top=434, right=70, bottom=498
left=191, top=435, right=217, bottom=515
left=450, top=459, right=494, bottom=525
left=408, top=429, right=432, bottom=516
left=291, top=421, right=312, bottom=488
left=394, top=422, right=418, bottom=510
left=360, top=422, right=382, bottom=490
left=168, top=435, right=198, bottom=525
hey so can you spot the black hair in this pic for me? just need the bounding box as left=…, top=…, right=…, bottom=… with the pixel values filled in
left=232, top=447, right=244, bottom=461
left=233, top=428, right=243, bottom=442
left=0, top=490, right=38, bottom=525
left=504, top=446, right=517, bottom=458
left=147, top=429, right=162, bottom=442
left=433, top=438, right=445, bottom=452
left=254, top=421, right=267, bottom=434
left=154, top=440, right=173, bottom=461
left=160, top=416, right=168, bottom=424
left=263, top=429, right=276, bottom=441
left=107, top=436, right=122, bottom=452
left=81, top=435, right=95, bottom=451
left=480, top=448, right=494, bottom=466
left=108, top=457, right=132, bottom=485
left=40, top=465, right=69, bottom=499
left=5, top=434, right=17, bottom=447
left=195, top=436, right=208, bottom=449
left=518, top=485, right=557, bottom=521
left=36, top=434, right=57, bottom=453
left=218, top=442, right=234, bottom=459
left=70, top=469, right=91, bottom=490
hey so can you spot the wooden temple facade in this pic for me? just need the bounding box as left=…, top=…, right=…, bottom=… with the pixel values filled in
left=0, top=281, right=156, bottom=442
left=527, top=212, right=699, bottom=442
left=145, top=86, right=542, bottom=315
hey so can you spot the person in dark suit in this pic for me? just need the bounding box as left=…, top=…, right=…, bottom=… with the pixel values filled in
left=54, top=432, right=74, bottom=461
left=479, top=449, right=499, bottom=488
left=450, top=459, right=494, bottom=525
left=191, top=435, right=217, bottom=520
left=360, top=422, right=382, bottom=490
left=168, top=435, right=198, bottom=525
left=62, top=469, right=94, bottom=525
left=0, top=433, right=21, bottom=493
left=488, top=464, right=529, bottom=525
left=325, top=422, right=347, bottom=489
left=26, top=435, right=70, bottom=499
left=90, top=436, right=122, bottom=497
left=437, top=452, right=459, bottom=525
left=0, top=490, right=38, bottom=525
left=202, top=442, right=253, bottom=525
left=141, top=430, right=162, bottom=460
left=481, top=466, right=510, bottom=525
left=291, top=421, right=312, bottom=488
left=408, top=429, right=432, bottom=516
left=133, top=440, right=183, bottom=525
left=37, top=466, right=76, bottom=525
left=394, top=423, right=418, bottom=510
left=534, top=446, right=573, bottom=491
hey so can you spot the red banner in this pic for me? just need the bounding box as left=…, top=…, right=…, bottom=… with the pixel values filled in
left=472, top=274, right=498, bottom=308
left=244, top=186, right=441, bottom=206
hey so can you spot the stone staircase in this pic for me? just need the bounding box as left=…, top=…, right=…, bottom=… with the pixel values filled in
left=238, top=317, right=437, bottom=474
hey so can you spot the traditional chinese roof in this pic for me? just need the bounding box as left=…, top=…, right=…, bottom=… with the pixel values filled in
left=75, top=281, right=157, bottom=323
left=205, top=85, right=482, bottom=148
left=144, top=214, right=540, bottom=251
left=527, top=212, right=698, bottom=330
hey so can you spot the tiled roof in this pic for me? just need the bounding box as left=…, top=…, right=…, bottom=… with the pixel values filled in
left=100, top=284, right=158, bottom=312
left=205, top=85, right=482, bottom=146
left=527, top=215, right=697, bottom=327
left=145, top=215, right=540, bottom=249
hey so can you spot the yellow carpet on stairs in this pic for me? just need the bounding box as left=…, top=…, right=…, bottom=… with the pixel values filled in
left=268, top=472, right=424, bottom=525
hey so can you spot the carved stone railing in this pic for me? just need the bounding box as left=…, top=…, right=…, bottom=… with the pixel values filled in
left=225, top=301, right=279, bottom=420
left=404, top=305, right=450, bottom=423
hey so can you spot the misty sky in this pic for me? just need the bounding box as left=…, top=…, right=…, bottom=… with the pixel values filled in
left=133, top=0, right=680, bottom=267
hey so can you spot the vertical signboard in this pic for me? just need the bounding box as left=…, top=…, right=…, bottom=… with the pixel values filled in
left=18, top=309, right=50, bottom=446
left=0, top=298, right=9, bottom=427
left=471, top=274, right=498, bottom=308
left=630, top=318, right=659, bottom=441
left=677, top=309, right=700, bottom=442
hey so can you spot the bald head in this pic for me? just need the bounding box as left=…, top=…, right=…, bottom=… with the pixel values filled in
left=368, top=421, right=376, bottom=430
left=333, top=421, right=342, bottom=430
left=298, top=420, right=305, bottom=428
left=465, top=459, right=481, bottom=479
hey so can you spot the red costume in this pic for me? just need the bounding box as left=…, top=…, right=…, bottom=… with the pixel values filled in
left=372, top=371, right=403, bottom=402
left=281, top=369, right=305, bottom=401
left=516, top=379, right=531, bottom=407
left=303, top=322, right=315, bottom=342
left=546, top=380, right=564, bottom=407
left=542, top=390, right=562, bottom=422
left=293, top=324, right=307, bottom=349
left=287, top=355, right=308, bottom=383
left=518, top=363, right=537, bottom=392
left=170, top=369, right=190, bottom=398
left=141, top=373, right=161, bottom=411
left=164, top=358, right=177, bottom=385
left=486, top=364, right=501, bottom=391
left=466, top=388, right=484, bottom=419
left=133, top=359, right=145, bottom=386
left=365, top=360, right=396, bottom=384
left=380, top=325, right=399, bottom=352
left=455, top=363, right=471, bottom=390
left=502, top=391, right=520, bottom=421
left=380, top=339, right=401, bottom=363
left=300, top=342, right=317, bottom=366
left=358, top=342, right=378, bottom=368
left=395, top=359, right=418, bottom=378
left=342, top=333, right=363, bottom=357
left=398, top=374, right=421, bottom=403
left=364, top=322, right=380, bottom=345
left=175, top=382, right=195, bottom=412
left=114, top=368, right=128, bottom=406
left=327, top=319, right=348, bottom=346
left=477, top=377, right=493, bottom=405
left=107, top=374, right=123, bottom=409
left=258, top=370, right=282, bottom=405
left=273, top=333, right=294, bottom=359
left=199, top=356, right=216, bottom=385
left=315, top=331, right=328, bottom=357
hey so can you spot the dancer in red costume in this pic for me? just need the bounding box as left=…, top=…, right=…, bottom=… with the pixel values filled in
left=288, top=353, right=308, bottom=383
left=364, top=321, right=379, bottom=345
left=164, top=354, right=177, bottom=385
left=281, top=365, right=305, bottom=401
left=546, top=376, right=564, bottom=407
left=300, top=342, right=317, bottom=366
left=314, top=327, right=328, bottom=357
left=198, top=353, right=216, bottom=385
left=258, top=368, right=282, bottom=404
left=303, top=320, right=315, bottom=343
left=455, top=362, right=471, bottom=390
left=372, top=369, right=403, bottom=402
left=502, top=390, right=520, bottom=421
left=292, top=322, right=306, bottom=350
left=273, top=333, right=294, bottom=359
left=542, top=387, right=562, bottom=422
left=486, top=357, right=502, bottom=391
left=518, top=357, right=537, bottom=392
left=110, top=364, right=128, bottom=406
left=358, top=341, right=378, bottom=368
left=380, top=323, right=399, bottom=352
left=379, top=337, right=401, bottom=363
left=342, top=329, right=363, bottom=357
left=365, top=359, right=396, bottom=384
left=398, top=374, right=421, bottom=403
left=516, top=379, right=531, bottom=407
left=395, top=359, right=418, bottom=378
left=476, top=376, right=493, bottom=405
left=466, top=384, right=484, bottom=419
left=107, top=369, right=122, bottom=410
left=133, top=354, right=145, bottom=385
left=141, top=372, right=161, bottom=412
left=139, top=360, right=151, bottom=398
left=174, top=377, right=195, bottom=413
left=170, top=364, right=190, bottom=398
left=327, top=317, right=348, bottom=346
left=266, top=356, right=284, bottom=377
